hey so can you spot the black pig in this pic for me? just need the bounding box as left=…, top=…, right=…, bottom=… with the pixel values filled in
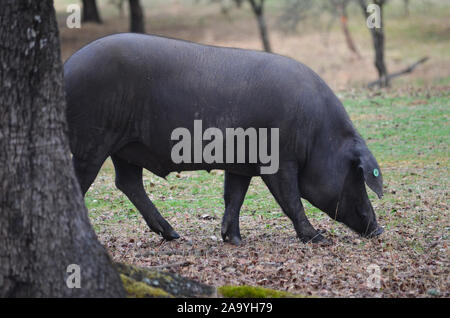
left=64, top=33, right=384, bottom=245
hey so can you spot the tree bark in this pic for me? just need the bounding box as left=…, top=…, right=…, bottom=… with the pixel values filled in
left=359, top=0, right=389, bottom=87
left=129, top=0, right=146, bottom=33
left=248, top=0, right=272, bottom=53
left=0, top=0, right=124, bottom=297
left=82, top=0, right=102, bottom=24
left=335, top=0, right=361, bottom=58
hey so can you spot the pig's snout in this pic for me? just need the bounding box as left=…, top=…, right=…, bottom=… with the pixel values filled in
left=364, top=226, right=384, bottom=238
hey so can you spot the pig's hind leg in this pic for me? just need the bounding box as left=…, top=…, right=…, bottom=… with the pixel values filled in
left=72, top=155, right=107, bottom=196
left=221, top=172, right=251, bottom=245
left=111, top=155, right=180, bottom=240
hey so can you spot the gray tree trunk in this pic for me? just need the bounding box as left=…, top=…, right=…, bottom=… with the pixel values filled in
left=359, top=0, right=389, bottom=87
left=248, top=0, right=272, bottom=53
left=334, top=0, right=361, bottom=58
left=0, top=0, right=124, bottom=297
left=403, top=0, right=410, bottom=17
left=82, top=0, right=102, bottom=23
left=129, top=0, right=146, bottom=33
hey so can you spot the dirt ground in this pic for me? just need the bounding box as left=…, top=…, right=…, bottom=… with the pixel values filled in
left=91, top=158, right=448, bottom=298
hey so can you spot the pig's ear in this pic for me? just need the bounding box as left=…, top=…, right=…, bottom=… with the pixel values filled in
left=356, top=148, right=383, bottom=199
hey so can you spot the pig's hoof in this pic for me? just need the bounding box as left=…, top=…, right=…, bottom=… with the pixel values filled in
left=222, top=233, right=242, bottom=246
left=221, top=226, right=242, bottom=245
left=162, top=229, right=180, bottom=241
left=317, top=236, right=333, bottom=246
left=300, top=233, right=332, bottom=245
left=227, top=236, right=242, bottom=246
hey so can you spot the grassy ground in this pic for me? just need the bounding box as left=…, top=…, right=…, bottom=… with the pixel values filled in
left=54, top=1, right=449, bottom=297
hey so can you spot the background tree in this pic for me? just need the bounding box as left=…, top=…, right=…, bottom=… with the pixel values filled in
left=82, top=0, right=102, bottom=23
left=359, top=0, right=389, bottom=86
left=403, top=0, right=410, bottom=17
left=248, top=0, right=272, bottom=52
left=129, top=0, right=146, bottom=33
left=110, top=0, right=126, bottom=18
left=279, top=0, right=360, bottom=57
left=360, top=0, right=428, bottom=88
left=331, top=0, right=361, bottom=58
left=0, top=0, right=124, bottom=297
left=277, top=0, right=314, bottom=33
left=213, top=0, right=272, bottom=52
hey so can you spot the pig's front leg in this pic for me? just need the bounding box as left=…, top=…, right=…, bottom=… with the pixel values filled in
left=262, top=162, right=332, bottom=244
left=221, top=172, right=251, bottom=245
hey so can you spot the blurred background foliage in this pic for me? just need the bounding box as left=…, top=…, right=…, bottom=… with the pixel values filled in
left=55, top=0, right=450, bottom=90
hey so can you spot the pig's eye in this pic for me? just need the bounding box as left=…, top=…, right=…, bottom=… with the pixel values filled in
left=373, top=168, right=379, bottom=177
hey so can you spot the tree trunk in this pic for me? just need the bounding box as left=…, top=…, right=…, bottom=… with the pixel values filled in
left=82, top=0, right=102, bottom=23
left=248, top=0, right=272, bottom=53
left=129, top=0, right=146, bottom=33
left=116, top=0, right=126, bottom=18
left=372, top=25, right=388, bottom=86
left=359, top=0, right=389, bottom=87
left=403, top=0, right=410, bottom=17
left=337, top=1, right=361, bottom=58
left=0, top=0, right=124, bottom=297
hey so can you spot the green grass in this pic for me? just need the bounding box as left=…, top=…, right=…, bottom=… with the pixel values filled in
left=218, top=285, right=308, bottom=298
left=344, top=94, right=449, bottom=164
